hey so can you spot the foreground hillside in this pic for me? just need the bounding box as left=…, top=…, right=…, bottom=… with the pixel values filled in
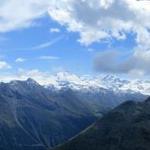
left=0, top=79, right=95, bottom=150
left=0, top=78, right=146, bottom=150
left=55, top=97, right=150, bottom=150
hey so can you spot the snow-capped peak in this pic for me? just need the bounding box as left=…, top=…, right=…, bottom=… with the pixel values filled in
left=45, top=72, right=150, bottom=95
left=3, top=71, right=149, bottom=95
left=26, top=78, right=39, bottom=85
left=55, top=72, right=82, bottom=84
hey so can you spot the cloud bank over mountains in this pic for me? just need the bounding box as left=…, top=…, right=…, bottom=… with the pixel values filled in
left=0, top=0, right=150, bottom=76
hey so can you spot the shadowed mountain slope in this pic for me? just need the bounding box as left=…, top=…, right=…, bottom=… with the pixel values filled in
left=54, top=97, right=150, bottom=150
left=0, top=78, right=146, bottom=150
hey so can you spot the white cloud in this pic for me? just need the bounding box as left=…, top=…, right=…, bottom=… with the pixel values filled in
left=0, top=61, right=11, bottom=69
left=94, top=49, right=150, bottom=76
left=50, top=0, right=150, bottom=76
left=39, top=56, right=60, bottom=60
left=15, top=57, right=26, bottom=63
left=0, top=0, right=150, bottom=46
left=0, top=0, right=50, bottom=32
left=1, top=0, right=150, bottom=76
left=1, top=0, right=150, bottom=46
left=47, top=0, right=150, bottom=76
left=50, top=28, right=60, bottom=33
left=0, top=69, right=57, bottom=85
left=48, top=0, right=150, bottom=45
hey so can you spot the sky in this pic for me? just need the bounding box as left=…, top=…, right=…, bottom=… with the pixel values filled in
left=0, top=0, right=150, bottom=82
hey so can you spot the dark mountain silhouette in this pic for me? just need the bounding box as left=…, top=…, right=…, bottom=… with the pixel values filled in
left=0, top=79, right=97, bottom=150
left=0, top=78, right=146, bottom=150
left=54, top=97, right=150, bottom=150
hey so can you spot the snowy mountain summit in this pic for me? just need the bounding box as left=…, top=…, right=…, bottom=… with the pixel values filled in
left=1, top=71, right=149, bottom=95
left=44, top=72, right=150, bottom=95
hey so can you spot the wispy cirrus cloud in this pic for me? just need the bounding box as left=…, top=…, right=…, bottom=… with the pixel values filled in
left=31, top=35, right=64, bottom=50
left=8, top=35, right=64, bottom=51
left=38, top=55, right=60, bottom=60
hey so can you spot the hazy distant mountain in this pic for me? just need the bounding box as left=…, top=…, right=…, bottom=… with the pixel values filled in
left=0, top=78, right=147, bottom=150
left=54, top=97, right=150, bottom=150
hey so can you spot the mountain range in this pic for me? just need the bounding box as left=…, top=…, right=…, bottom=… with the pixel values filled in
left=0, top=74, right=148, bottom=150
left=54, top=97, right=150, bottom=150
left=42, top=72, right=150, bottom=95
left=0, top=78, right=96, bottom=150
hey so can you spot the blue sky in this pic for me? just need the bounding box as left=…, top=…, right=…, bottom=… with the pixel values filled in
left=0, top=0, right=150, bottom=82
left=0, top=15, right=136, bottom=75
left=0, top=16, right=93, bottom=75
